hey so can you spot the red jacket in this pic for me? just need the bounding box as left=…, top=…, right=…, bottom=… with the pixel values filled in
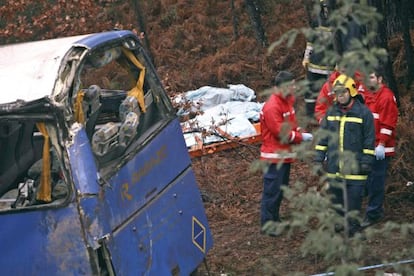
left=260, top=92, right=303, bottom=163
left=314, top=71, right=341, bottom=123
left=363, top=84, right=398, bottom=156
left=354, top=71, right=369, bottom=95
left=314, top=71, right=368, bottom=123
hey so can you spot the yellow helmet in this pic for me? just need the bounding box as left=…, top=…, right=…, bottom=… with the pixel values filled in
left=333, top=74, right=358, bottom=97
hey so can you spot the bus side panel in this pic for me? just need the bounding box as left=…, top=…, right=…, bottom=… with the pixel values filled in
left=103, top=119, right=192, bottom=229
left=68, top=126, right=111, bottom=249
left=68, top=125, right=100, bottom=195
left=106, top=169, right=213, bottom=275
left=0, top=204, right=93, bottom=275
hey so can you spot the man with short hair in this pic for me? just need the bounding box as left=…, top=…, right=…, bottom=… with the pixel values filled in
left=362, top=69, right=398, bottom=228
left=259, top=71, right=313, bottom=236
left=314, top=70, right=367, bottom=124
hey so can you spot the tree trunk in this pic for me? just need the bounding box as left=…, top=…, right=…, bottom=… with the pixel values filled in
left=231, top=0, right=239, bottom=40
left=132, top=0, right=155, bottom=65
left=244, top=0, right=267, bottom=47
left=369, top=0, right=400, bottom=107
left=384, top=0, right=401, bottom=36
left=399, top=0, right=414, bottom=88
left=302, top=0, right=314, bottom=26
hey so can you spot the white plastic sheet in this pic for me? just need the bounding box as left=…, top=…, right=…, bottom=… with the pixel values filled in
left=175, top=84, right=256, bottom=115
left=178, top=85, right=263, bottom=148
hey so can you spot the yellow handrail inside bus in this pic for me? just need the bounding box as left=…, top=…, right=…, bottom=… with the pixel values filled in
left=35, top=122, right=52, bottom=203
left=122, top=48, right=146, bottom=113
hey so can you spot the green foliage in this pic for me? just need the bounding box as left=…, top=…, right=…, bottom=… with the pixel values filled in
left=388, top=96, right=414, bottom=183
left=173, top=26, right=186, bottom=49
left=160, top=7, right=178, bottom=28
left=267, top=29, right=300, bottom=55
left=264, top=0, right=414, bottom=274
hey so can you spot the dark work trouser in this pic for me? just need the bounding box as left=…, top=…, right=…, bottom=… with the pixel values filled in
left=328, top=178, right=365, bottom=235
left=365, top=157, right=389, bottom=220
left=260, top=163, right=291, bottom=226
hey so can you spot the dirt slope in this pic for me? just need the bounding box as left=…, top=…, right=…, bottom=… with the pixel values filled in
left=2, top=1, right=413, bottom=274
left=136, top=1, right=307, bottom=97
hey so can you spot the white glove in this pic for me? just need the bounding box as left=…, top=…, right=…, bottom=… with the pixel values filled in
left=375, top=144, right=385, bottom=160
left=302, top=132, right=313, bottom=142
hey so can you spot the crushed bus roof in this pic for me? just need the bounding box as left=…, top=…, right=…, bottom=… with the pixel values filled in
left=0, top=30, right=135, bottom=104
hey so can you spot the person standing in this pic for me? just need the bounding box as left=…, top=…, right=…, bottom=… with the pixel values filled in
left=314, top=70, right=367, bottom=124
left=314, top=69, right=341, bottom=124
left=362, top=69, right=398, bottom=227
left=259, top=71, right=313, bottom=236
left=302, top=0, right=337, bottom=117
left=314, top=74, right=375, bottom=237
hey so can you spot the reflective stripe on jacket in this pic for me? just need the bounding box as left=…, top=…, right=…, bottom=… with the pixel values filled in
left=314, top=71, right=341, bottom=123
left=260, top=92, right=303, bottom=163
left=314, top=100, right=375, bottom=180
left=305, top=26, right=336, bottom=74
left=314, top=71, right=368, bottom=124
left=363, top=84, right=398, bottom=156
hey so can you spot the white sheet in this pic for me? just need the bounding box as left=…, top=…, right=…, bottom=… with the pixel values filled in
left=177, top=85, right=263, bottom=148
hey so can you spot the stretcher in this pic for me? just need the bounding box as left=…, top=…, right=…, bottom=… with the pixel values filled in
left=186, top=122, right=261, bottom=158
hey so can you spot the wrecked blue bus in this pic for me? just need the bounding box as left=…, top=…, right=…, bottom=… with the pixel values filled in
left=0, top=30, right=213, bottom=275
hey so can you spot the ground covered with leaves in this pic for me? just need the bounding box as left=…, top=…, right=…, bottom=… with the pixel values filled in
left=192, top=145, right=414, bottom=275
left=2, top=1, right=414, bottom=274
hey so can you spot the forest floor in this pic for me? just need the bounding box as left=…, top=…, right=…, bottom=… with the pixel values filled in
left=192, top=146, right=414, bottom=275
left=146, top=1, right=414, bottom=274
left=2, top=0, right=413, bottom=274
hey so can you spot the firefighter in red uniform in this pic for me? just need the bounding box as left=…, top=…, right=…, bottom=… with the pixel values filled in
left=314, top=70, right=367, bottom=124
left=314, top=74, right=375, bottom=237
left=259, top=71, right=313, bottom=235
left=361, top=68, right=398, bottom=228
left=314, top=70, right=341, bottom=124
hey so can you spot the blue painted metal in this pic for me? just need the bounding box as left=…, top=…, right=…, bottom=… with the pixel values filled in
left=68, top=126, right=100, bottom=195
left=104, top=169, right=213, bottom=275
left=68, top=126, right=111, bottom=250
left=102, top=119, right=191, bottom=229
left=95, top=117, right=213, bottom=274
left=64, top=118, right=213, bottom=274
left=63, top=82, right=212, bottom=275
left=75, top=30, right=136, bottom=50
left=0, top=203, right=93, bottom=275
left=0, top=30, right=213, bottom=274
